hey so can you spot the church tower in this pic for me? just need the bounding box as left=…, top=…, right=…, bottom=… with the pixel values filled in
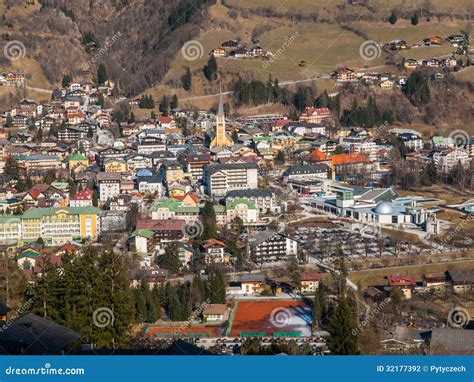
left=210, top=87, right=233, bottom=149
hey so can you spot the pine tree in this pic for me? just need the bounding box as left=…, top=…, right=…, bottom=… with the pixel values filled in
left=4, top=156, right=20, bottom=179
left=95, top=250, right=134, bottom=348
left=411, top=12, right=419, bottom=25
left=31, top=257, right=66, bottom=322
left=328, top=296, right=360, bottom=355
left=404, top=71, right=430, bottom=106
left=62, top=74, right=72, bottom=88
left=388, top=11, right=397, bottom=24
left=287, top=256, right=300, bottom=290
left=170, top=94, right=178, bottom=110
left=203, top=55, right=218, bottom=81
left=97, top=63, right=108, bottom=85
left=200, top=201, right=217, bottom=240
left=207, top=268, right=226, bottom=304
left=422, top=161, right=438, bottom=185
left=312, top=282, right=328, bottom=329
left=167, top=284, right=183, bottom=321
left=159, top=95, right=169, bottom=115
left=275, top=150, right=285, bottom=165
left=133, top=286, right=147, bottom=322
left=159, top=242, right=181, bottom=274
left=181, top=66, right=192, bottom=91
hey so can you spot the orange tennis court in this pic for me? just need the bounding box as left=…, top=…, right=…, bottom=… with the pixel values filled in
left=231, top=300, right=312, bottom=336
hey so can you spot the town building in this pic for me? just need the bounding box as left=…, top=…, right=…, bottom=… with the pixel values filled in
left=246, top=230, right=298, bottom=264
left=205, top=163, right=258, bottom=196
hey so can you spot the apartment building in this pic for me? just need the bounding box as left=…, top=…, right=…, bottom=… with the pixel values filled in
left=339, top=136, right=378, bottom=161
left=226, top=189, right=278, bottom=214
left=16, top=154, right=62, bottom=173
left=184, top=153, right=210, bottom=182
left=432, top=148, right=470, bottom=173
left=246, top=230, right=298, bottom=264
left=205, top=163, right=258, bottom=197
left=96, top=172, right=122, bottom=202
left=0, top=207, right=100, bottom=245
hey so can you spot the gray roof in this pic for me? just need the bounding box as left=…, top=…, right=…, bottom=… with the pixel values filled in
left=358, top=188, right=397, bottom=203
left=232, top=273, right=266, bottom=283
left=391, top=325, right=423, bottom=344
left=430, top=328, right=474, bottom=354
left=227, top=189, right=273, bottom=198
left=137, top=174, right=163, bottom=184
left=206, top=162, right=258, bottom=175
left=447, top=269, right=474, bottom=283
left=248, top=230, right=283, bottom=247
left=0, top=313, right=82, bottom=354
left=283, top=164, right=328, bottom=176
left=96, top=172, right=122, bottom=181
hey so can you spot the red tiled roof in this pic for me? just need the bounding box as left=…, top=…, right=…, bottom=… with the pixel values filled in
left=171, top=193, right=199, bottom=203
left=136, top=219, right=185, bottom=231
left=308, top=148, right=328, bottom=161
left=71, top=189, right=94, bottom=201
left=273, top=119, right=297, bottom=127
left=31, top=184, right=50, bottom=193
left=34, top=254, right=63, bottom=273
left=202, top=239, right=226, bottom=249
left=27, top=189, right=43, bottom=200
left=332, top=153, right=370, bottom=166
left=303, top=107, right=331, bottom=117
left=300, top=271, right=321, bottom=281
left=158, top=116, right=173, bottom=124
left=387, top=275, right=416, bottom=286
left=55, top=242, right=80, bottom=255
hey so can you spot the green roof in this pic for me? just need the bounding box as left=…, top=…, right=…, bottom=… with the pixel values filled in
left=16, top=249, right=40, bottom=260
left=0, top=216, right=21, bottom=224
left=131, top=229, right=154, bottom=239
left=69, top=154, right=88, bottom=161
left=22, top=206, right=100, bottom=219
left=226, top=198, right=256, bottom=210
left=152, top=198, right=199, bottom=213
left=253, top=136, right=273, bottom=142
left=213, top=205, right=226, bottom=213
left=50, top=182, right=69, bottom=190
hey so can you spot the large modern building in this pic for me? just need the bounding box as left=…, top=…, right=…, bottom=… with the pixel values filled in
left=204, top=163, right=258, bottom=196
left=303, top=183, right=440, bottom=234
left=0, top=206, right=100, bottom=245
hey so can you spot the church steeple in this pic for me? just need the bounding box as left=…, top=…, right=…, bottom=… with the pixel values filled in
left=217, top=83, right=224, bottom=116
left=210, top=83, right=232, bottom=149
